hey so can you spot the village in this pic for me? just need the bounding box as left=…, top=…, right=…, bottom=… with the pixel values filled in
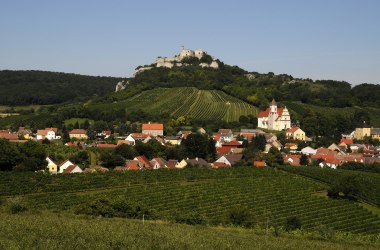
left=0, top=100, right=379, bottom=174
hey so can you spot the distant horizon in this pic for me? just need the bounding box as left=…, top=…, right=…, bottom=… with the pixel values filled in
left=1, top=1, right=379, bottom=85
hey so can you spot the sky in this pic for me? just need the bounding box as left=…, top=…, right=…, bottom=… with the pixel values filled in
left=0, top=0, right=379, bottom=85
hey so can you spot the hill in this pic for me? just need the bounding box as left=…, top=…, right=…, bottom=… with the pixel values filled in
left=0, top=70, right=124, bottom=105
left=89, top=87, right=258, bottom=122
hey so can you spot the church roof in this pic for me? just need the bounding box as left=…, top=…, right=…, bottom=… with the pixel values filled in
left=258, top=108, right=284, bottom=118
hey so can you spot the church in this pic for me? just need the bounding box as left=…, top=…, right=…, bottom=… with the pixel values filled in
left=257, top=99, right=291, bottom=131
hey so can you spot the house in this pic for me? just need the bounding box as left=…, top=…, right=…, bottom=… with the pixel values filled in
left=371, top=128, right=380, bottom=141
left=340, top=138, right=353, bottom=145
left=217, top=129, right=234, bottom=142
left=197, top=127, right=206, bottom=134
left=150, top=158, right=167, bottom=169
left=286, top=127, right=306, bottom=141
left=0, top=130, right=18, bottom=140
left=46, top=157, right=58, bottom=174
left=341, top=130, right=355, bottom=139
left=17, top=127, right=31, bottom=139
left=354, top=122, right=371, bottom=140
left=328, top=143, right=345, bottom=155
left=142, top=123, right=164, bottom=137
left=177, top=130, right=192, bottom=139
left=125, top=160, right=141, bottom=171
left=257, top=99, right=291, bottom=131
left=65, top=141, right=84, bottom=147
left=264, top=133, right=277, bottom=143
left=221, top=141, right=243, bottom=150
left=97, top=130, right=112, bottom=139
left=264, top=140, right=283, bottom=153
left=186, top=158, right=209, bottom=167
left=283, top=154, right=301, bottom=166
left=239, top=129, right=264, bottom=142
left=166, top=159, right=179, bottom=169
left=37, top=128, right=59, bottom=140
left=285, top=143, right=298, bottom=151
left=134, top=155, right=151, bottom=169
left=63, top=165, right=83, bottom=174
left=176, top=159, right=188, bottom=169
left=253, top=161, right=267, bottom=167
left=301, top=146, right=317, bottom=156
left=164, top=136, right=181, bottom=145
left=217, top=146, right=233, bottom=155
left=58, top=159, right=76, bottom=173
left=214, top=154, right=243, bottom=166
left=97, top=144, right=117, bottom=149
left=69, top=129, right=88, bottom=140
left=125, top=133, right=151, bottom=146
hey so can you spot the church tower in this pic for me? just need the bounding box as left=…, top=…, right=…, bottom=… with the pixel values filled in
left=268, top=99, right=278, bottom=130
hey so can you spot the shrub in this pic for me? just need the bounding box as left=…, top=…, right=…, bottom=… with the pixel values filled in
left=9, top=200, right=27, bottom=214
left=227, top=206, right=253, bottom=227
left=174, top=211, right=205, bottom=225
left=285, top=216, right=302, bottom=231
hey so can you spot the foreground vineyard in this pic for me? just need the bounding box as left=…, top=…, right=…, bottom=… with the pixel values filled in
left=1, top=213, right=379, bottom=250
left=89, top=87, right=258, bottom=121
left=3, top=168, right=380, bottom=235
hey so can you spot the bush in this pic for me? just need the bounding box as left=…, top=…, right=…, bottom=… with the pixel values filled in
left=174, top=211, right=205, bottom=225
left=9, top=200, right=27, bottom=214
left=327, top=175, right=361, bottom=199
left=285, top=216, right=302, bottom=231
left=227, top=206, right=253, bottom=227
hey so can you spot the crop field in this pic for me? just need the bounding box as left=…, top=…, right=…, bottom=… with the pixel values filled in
left=2, top=168, right=380, bottom=235
left=90, top=87, right=258, bottom=122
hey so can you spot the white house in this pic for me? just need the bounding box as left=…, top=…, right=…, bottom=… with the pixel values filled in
left=37, top=128, right=60, bottom=140
left=301, top=147, right=317, bottom=155
left=63, top=165, right=83, bottom=174
left=59, top=159, right=76, bottom=173
left=125, top=133, right=151, bottom=146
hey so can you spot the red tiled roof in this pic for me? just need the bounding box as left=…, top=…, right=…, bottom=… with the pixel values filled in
left=213, top=133, right=221, bottom=142
left=340, top=139, right=353, bottom=145
left=63, top=165, right=79, bottom=174
left=135, top=155, right=151, bottom=169
left=218, top=129, right=232, bottom=134
left=142, top=124, right=163, bottom=130
left=0, top=133, right=19, bottom=140
left=125, top=160, right=140, bottom=171
left=253, top=161, right=266, bottom=167
left=97, top=144, right=117, bottom=148
left=258, top=108, right=284, bottom=118
left=212, top=162, right=229, bottom=168
left=283, top=154, right=301, bottom=166
left=217, top=147, right=231, bottom=154
left=37, top=130, right=47, bottom=136
left=69, top=129, right=87, bottom=135
left=130, top=133, right=150, bottom=139
left=166, top=160, right=178, bottom=169
left=103, top=130, right=112, bottom=135
left=222, top=141, right=242, bottom=147
left=45, top=127, right=58, bottom=133
left=286, top=127, right=299, bottom=133
left=59, top=159, right=73, bottom=167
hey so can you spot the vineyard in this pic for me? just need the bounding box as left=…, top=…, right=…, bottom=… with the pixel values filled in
left=89, top=87, right=258, bottom=122
left=2, top=168, right=380, bottom=235
left=279, top=166, right=380, bottom=207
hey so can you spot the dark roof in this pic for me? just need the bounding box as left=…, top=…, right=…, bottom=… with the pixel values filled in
left=186, top=158, right=209, bottom=167
left=224, top=154, right=243, bottom=165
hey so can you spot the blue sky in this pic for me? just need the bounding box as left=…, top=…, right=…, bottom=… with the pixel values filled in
left=0, top=0, right=379, bottom=85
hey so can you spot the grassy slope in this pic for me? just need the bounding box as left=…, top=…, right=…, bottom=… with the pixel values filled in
left=90, top=87, right=258, bottom=122
left=0, top=212, right=378, bottom=250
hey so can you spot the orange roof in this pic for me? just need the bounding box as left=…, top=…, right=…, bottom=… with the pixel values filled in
left=135, top=155, right=151, bottom=169
left=142, top=123, right=163, bottom=130
left=340, top=139, right=353, bottom=145
left=130, top=133, right=150, bottom=139
left=114, top=166, right=128, bottom=171
left=286, top=127, right=299, bottom=133
left=45, top=127, right=58, bottom=133
left=37, top=130, right=47, bottom=136
left=212, top=162, right=229, bottom=168
left=253, top=161, right=266, bottom=167
left=125, top=160, right=140, bottom=171
left=97, top=144, right=117, bottom=148
left=63, top=165, right=79, bottom=174
left=258, top=108, right=284, bottom=118
left=166, top=160, right=178, bottom=169
left=217, top=147, right=232, bottom=154
left=69, top=129, right=87, bottom=135
left=222, top=141, right=242, bottom=147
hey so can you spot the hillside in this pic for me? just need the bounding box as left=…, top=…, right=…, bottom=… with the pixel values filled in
left=1, top=168, right=380, bottom=235
left=0, top=70, right=124, bottom=105
left=89, top=87, right=258, bottom=122
left=0, top=213, right=378, bottom=250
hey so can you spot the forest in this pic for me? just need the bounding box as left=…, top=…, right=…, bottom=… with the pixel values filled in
left=0, top=70, right=124, bottom=105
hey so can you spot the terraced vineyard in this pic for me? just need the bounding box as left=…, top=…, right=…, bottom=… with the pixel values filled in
left=90, top=87, right=258, bottom=122
left=4, top=168, right=380, bottom=235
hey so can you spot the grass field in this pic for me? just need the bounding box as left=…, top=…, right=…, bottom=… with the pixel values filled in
left=90, top=87, right=259, bottom=122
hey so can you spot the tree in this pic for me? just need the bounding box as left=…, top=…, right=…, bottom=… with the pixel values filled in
left=327, top=175, right=361, bottom=199
left=181, top=133, right=209, bottom=159
left=114, top=144, right=137, bottom=159
left=300, top=154, right=309, bottom=166
left=17, top=141, right=47, bottom=171
left=227, top=206, right=253, bottom=227
left=285, top=216, right=302, bottom=231
left=0, top=139, right=22, bottom=171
